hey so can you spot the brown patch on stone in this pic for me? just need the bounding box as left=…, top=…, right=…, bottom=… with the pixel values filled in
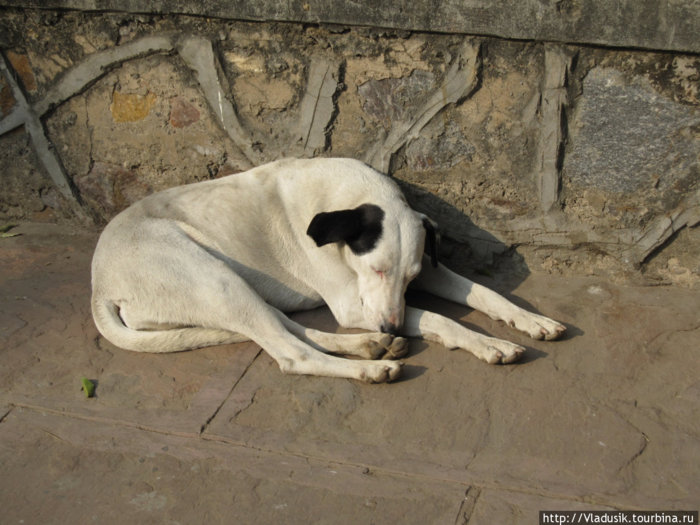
left=0, top=76, right=16, bottom=117
left=6, top=51, right=37, bottom=92
left=110, top=91, right=157, bottom=123
left=169, top=96, right=200, bottom=128
left=74, top=162, right=151, bottom=219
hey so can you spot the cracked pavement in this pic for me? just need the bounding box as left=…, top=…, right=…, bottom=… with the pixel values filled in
left=1, top=223, right=699, bottom=523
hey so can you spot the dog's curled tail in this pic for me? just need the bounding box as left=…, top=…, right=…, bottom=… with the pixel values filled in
left=91, top=297, right=246, bottom=353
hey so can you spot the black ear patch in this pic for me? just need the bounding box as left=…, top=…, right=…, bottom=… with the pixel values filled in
left=307, top=204, right=385, bottom=255
left=422, top=216, right=440, bottom=268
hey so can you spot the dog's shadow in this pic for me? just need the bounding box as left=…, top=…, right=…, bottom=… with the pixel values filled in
left=400, top=177, right=582, bottom=325
left=396, top=179, right=526, bottom=282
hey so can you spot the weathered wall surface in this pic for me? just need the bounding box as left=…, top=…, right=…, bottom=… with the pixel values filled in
left=1, top=5, right=698, bottom=284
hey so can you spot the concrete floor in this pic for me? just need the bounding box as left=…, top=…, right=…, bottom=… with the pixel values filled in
left=1, top=223, right=698, bottom=524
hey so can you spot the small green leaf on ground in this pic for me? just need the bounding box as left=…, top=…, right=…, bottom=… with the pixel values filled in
left=81, top=377, right=96, bottom=398
left=0, top=224, right=20, bottom=238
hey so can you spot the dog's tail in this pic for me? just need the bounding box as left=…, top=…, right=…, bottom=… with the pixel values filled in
left=91, top=297, right=247, bottom=353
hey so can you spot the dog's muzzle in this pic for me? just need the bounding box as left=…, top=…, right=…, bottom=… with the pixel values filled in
left=380, top=321, right=399, bottom=335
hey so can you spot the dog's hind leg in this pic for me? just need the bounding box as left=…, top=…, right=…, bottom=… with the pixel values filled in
left=412, top=259, right=566, bottom=340
left=171, top=274, right=403, bottom=381
left=96, top=226, right=401, bottom=382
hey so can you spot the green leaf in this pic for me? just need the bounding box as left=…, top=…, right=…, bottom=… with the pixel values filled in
left=81, top=377, right=96, bottom=398
left=0, top=224, right=20, bottom=238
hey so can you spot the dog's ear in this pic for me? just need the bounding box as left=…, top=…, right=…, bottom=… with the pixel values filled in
left=307, top=204, right=384, bottom=255
left=421, top=215, right=440, bottom=268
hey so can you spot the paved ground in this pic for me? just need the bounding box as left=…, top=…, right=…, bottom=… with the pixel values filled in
left=1, top=223, right=699, bottom=524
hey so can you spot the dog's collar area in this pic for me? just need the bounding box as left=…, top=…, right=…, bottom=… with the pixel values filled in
left=422, top=217, right=440, bottom=268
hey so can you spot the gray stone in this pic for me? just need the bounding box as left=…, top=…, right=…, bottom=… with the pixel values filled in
left=564, top=67, right=700, bottom=195
left=358, top=70, right=436, bottom=130
left=364, top=40, right=480, bottom=173
left=2, top=0, right=698, bottom=53
left=404, top=120, right=475, bottom=171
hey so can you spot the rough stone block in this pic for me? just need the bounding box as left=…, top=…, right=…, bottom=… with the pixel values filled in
left=359, top=70, right=436, bottom=130
left=0, top=9, right=697, bottom=281
left=0, top=129, right=65, bottom=220
left=74, top=161, right=151, bottom=220
left=564, top=67, right=700, bottom=197
left=5, top=51, right=37, bottom=92
left=0, top=75, right=16, bottom=117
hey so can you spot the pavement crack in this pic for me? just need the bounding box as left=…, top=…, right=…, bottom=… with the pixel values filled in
left=617, top=432, right=649, bottom=475
left=0, top=406, right=12, bottom=423
left=454, top=486, right=481, bottom=525
left=594, top=398, right=652, bottom=476
left=41, top=428, right=72, bottom=445
left=199, top=348, right=261, bottom=435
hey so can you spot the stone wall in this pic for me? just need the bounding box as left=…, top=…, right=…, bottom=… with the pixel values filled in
left=1, top=5, right=698, bottom=284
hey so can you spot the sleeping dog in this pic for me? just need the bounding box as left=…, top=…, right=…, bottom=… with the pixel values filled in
left=91, top=158, right=565, bottom=382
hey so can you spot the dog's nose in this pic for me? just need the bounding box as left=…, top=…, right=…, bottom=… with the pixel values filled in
left=380, top=322, right=399, bottom=335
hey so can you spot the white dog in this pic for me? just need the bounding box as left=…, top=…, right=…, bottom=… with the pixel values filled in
left=91, top=158, right=565, bottom=383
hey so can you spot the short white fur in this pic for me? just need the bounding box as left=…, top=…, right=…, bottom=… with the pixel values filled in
left=91, top=158, right=566, bottom=383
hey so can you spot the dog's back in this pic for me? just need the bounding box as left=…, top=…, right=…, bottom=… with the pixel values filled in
left=91, top=158, right=410, bottom=347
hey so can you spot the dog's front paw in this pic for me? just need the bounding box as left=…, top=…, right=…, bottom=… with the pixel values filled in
left=508, top=312, right=566, bottom=341
left=473, top=339, right=525, bottom=364
left=360, top=360, right=403, bottom=383
left=361, top=334, right=408, bottom=360
left=382, top=336, right=409, bottom=360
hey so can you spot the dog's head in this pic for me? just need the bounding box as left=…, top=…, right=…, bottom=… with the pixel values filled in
left=307, top=202, right=439, bottom=333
